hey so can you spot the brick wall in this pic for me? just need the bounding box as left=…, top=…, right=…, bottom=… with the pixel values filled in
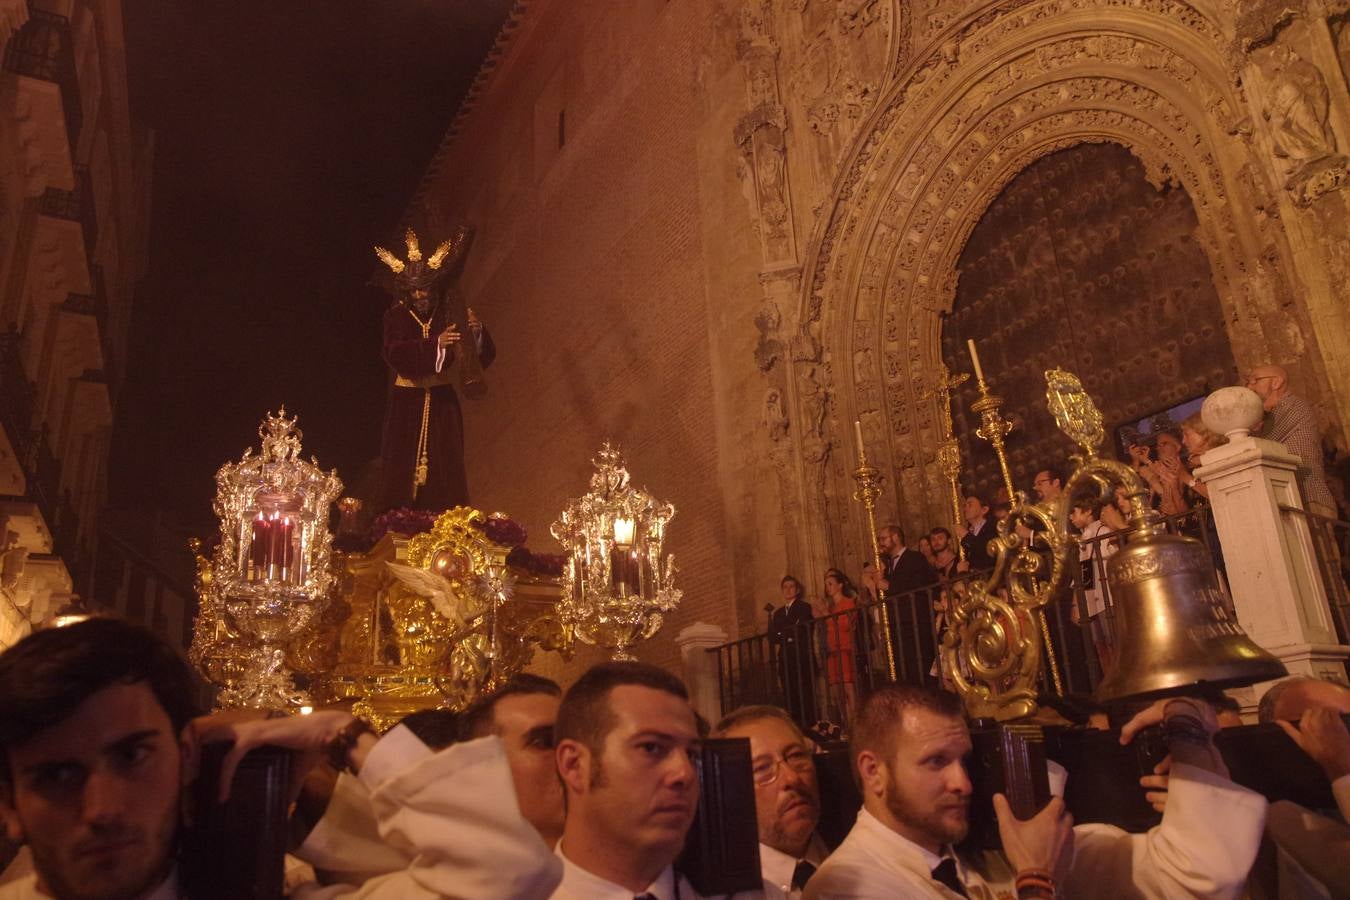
left=421, top=0, right=739, bottom=679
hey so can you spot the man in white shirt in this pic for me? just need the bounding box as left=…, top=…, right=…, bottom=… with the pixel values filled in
left=1069, top=496, right=1117, bottom=674
left=0, top=619, right=199, bottom=900
left=711, top=707, right=829, bottom=899
left=805, top=684, right=1267, bottom=900
left=205, top=708, right=562, bottom=900
left=296, top=674, right=565, bottom=885
left=551, top=661, right=752, bottom=900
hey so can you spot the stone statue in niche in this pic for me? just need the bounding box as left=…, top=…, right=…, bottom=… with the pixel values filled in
left=755, top=140, right=791, bottom=238
left=754, top=300, right=785, bottom=371
left=1266, top=46, right=1336, bottom=167
left=764, top=387, right=790, bottom=442
left=1260, top=44, right=1349, bottom=204
left=798, top=363, right=829, bottom=439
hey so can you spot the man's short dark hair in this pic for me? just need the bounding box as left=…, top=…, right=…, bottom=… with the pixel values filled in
left=0, top=619, right=201, bottom=781
left=850, top=684, right=964, bottom=766
left=555, top=661, right=688, bottom=752
left=1038, top=467, right=1065, bottom=485
left=964, top=493, right=988, bottom=510
left=397, top=708, right=462, bottom=750
left=711, top=704, right=807, bottom=743
left=929, top=526, right=952, bottom=542
left=459, top=673, right=561, bottom=740
left=1070, top=494, right=1102, bottom=517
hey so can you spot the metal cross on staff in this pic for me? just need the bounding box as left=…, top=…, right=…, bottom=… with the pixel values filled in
left=921, top=365, right=970, bottom=561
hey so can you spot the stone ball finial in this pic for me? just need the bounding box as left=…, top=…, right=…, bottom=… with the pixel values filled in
left=1202, top=386, right=1264, bottom=440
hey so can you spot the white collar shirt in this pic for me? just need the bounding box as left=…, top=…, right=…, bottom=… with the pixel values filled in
left=759, top=832, right=829, bottom=900
left=0, top=868, right=179, bottom=900
left=967, top=517, right=987, bottom=536
left=804, top=808, right=1013, bottom=900
left=551, top=844, right=680, bottom=900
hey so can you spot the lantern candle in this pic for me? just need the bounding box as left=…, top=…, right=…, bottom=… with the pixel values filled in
left=250, top=513, right=270, bottom=579
left=279, top=516, right=295, bottom=577
left=267, top=511, right=282, bottom=579
left=966, top=339, right=985, bottom=384
left=854, top=420, right=866, bottom=464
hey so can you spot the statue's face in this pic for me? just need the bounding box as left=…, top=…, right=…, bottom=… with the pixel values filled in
left=410, top=289, right=430, bottom=311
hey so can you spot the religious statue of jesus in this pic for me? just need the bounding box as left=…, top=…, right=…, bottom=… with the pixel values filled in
left=373, top=227, right=495, bottom=512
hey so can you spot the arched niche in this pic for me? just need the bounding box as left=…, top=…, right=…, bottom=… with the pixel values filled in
left=941, top=141, right=1238, bottom=497
left=786, top=0, right=1296, bottom=577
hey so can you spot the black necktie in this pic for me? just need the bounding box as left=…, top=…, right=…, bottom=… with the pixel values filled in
left=931, top=858, right=969, bottom=898
left=634, top=894, right=657, bottom=900
left=791, top=859, right=817, bottom=890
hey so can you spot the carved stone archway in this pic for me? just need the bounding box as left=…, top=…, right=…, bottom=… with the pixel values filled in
left=786, top=0, right=1307, bottom=578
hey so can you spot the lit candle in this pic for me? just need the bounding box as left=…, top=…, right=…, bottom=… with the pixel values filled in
left=250, top=512, right=269, bottom=578
left=967, top=338, right=985, bottom=384
left=854, top=419, right=866, bottom=463
left=280, top=516, right=294, bottom=575
left=267, top=510, right=281, bottom=578
left=612, top=517, right=636, bottom=547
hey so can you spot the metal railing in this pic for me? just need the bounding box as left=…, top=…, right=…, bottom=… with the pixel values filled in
left=0, top=331, right=35, bottom=465
left=713, top=506, right=1237, bottom=727
left=38, top=167, right=97, bottom=254
left=1278, top=504, right=1350, bottom=645
left=2, top=7, right=83, bottom=152
left=94, top=525, right=198, bottom=652
left=714, top=572, right=979, bottom=728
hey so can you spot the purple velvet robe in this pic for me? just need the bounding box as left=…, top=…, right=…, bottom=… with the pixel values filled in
left=376, top=299, right=495, bottom=512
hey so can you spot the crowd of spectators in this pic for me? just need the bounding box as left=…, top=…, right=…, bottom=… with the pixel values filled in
left=765, top=364, right=1348, bottom=718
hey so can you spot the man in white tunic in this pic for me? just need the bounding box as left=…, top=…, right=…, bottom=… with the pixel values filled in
left=550, top=661, right=758, bottom=900
left=805, top=684, right=1266, bottom=900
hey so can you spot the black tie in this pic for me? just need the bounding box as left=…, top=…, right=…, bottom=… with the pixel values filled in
left=791, top=859, right=817, bottom=890
left=931, top=858, right=969, bottom=898
left=634, top=894, right=657, bottom=900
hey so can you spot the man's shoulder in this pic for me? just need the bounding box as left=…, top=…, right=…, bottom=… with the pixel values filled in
left=806, top=850, right=932, bottom=899
left=0, top=873, right=38, bottom=900
left=1273, top=393, right=1318, bottom=428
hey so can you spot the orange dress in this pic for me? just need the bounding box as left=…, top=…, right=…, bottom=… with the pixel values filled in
left=823, top=596, right=857, bottom=685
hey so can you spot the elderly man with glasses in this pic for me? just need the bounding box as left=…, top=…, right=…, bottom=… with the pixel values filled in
left=713, top=706, right=830, bottom=899
left=1244, top=365, right=1336, bottom=517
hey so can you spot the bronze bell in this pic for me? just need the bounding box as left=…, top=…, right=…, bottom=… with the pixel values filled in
left=1095, top=526, right=1285, bottom=703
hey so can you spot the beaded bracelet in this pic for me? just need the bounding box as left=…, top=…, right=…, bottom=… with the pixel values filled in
left=1162, top=712, right=1212, bottom=747
left=325, top=717, right=375, bottom=773
left=1015, top=869, right=1057, bottom=899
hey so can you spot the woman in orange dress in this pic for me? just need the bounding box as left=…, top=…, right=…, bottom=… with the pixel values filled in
left=819, top=567, right=859, bottom=724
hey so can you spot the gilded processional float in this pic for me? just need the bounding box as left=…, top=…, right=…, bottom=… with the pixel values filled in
left=189, top=407, right=683, bottom=727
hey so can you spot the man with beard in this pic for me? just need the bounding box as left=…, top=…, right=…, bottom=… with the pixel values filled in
left=868, top=526, right=939, bottom=686
left=713, top=707, right=828, bottom=899
left=805, top=685, right=1267, bottom=899
left=551, top=662, right=706, bottom=899
left=0, top=619, right=562, bottom=900
left=0, top=619, right=197, bottom=900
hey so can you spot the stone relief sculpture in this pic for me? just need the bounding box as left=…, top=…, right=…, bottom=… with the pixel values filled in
left=1260, top=43, right=1348, bottom=204
left=1267, top=47, right=1335, bottom=165
left=764, top=387, right=790, bottom=442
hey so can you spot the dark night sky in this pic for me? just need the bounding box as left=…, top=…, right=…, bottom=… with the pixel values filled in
left=109, top=2, right=513, bottom=526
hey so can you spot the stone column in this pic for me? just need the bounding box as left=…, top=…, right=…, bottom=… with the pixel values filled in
left=676, top=621, right=729, bottom=724
left=1196, top=388, right=1350, bottom=696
